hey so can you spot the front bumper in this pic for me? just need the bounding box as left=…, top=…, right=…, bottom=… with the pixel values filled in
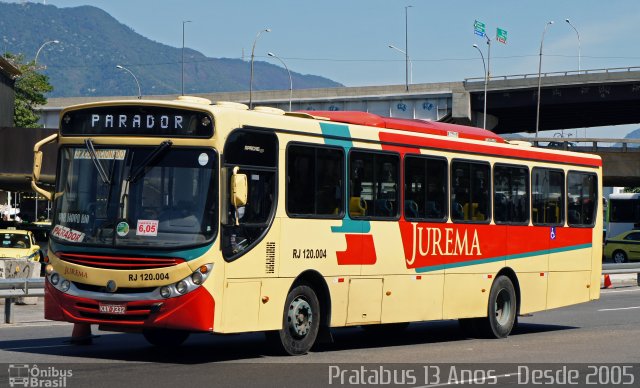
left=45, top=279, right=215, bottom=332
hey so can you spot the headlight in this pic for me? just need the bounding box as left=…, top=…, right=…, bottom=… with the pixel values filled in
left=61, top=280, right=71, bottom=292
left=160, top=286, right=171, bottom=298
left=191, top=271, right=204, bottom=285
left=50, top=273, right=60, bottom=285
left=155, top=263, right=213, bottom=299
left=175, top=280, right=188, bottom=295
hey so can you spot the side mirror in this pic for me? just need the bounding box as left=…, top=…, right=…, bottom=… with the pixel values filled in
left=32, top=133, right=58, bottom=201
left=231, top=167, right=248, bottom=225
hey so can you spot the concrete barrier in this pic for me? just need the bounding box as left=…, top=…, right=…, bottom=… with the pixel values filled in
left=0, top=259, right=42, bottom=305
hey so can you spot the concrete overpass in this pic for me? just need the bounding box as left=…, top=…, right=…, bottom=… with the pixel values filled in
left=38, top=66, right=640, bottom=135
left=506, top=137, right=640, bottom=187
left=0, top=66, right=637, bottom=192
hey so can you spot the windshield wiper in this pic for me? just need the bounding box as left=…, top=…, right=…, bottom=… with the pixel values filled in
left=84, top=139, right=111, bottom=184
left=127, top=140, right=173, bottom=184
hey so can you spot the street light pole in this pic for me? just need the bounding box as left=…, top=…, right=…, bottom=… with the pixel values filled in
left=267, top=52, right=292, bottom=112
left=404, top=5, right=413, bottom=92
left=565, top=19, right=581, bottom=72
left=116, top=65, right=142, bottom=99
left=472, top=43, right=487, bottom=130
left=388, top=45, right=413, bottom=85
left=249, top=28, right=270, bottom=109
left=536, top=21, right=554, bottom=138
left=34, top=40, right=60, bottom=65
left=182, top=20, right=192, bottom=96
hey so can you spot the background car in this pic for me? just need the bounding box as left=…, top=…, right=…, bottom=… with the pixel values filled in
left=603, top=229, right=640, bottom=263
left=0, top=228, right=42, bottom=262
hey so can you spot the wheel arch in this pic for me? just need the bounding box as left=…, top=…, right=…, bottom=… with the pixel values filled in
left=495, top=267, right=521, bottom=316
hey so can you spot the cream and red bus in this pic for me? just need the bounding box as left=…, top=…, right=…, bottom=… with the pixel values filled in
left=32, top=96, right=602, bottom=355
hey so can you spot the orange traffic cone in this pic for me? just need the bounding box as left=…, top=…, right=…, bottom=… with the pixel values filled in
left=603, top=274, right=612, bottom=289
left=69, top=323, right=93, bottom=345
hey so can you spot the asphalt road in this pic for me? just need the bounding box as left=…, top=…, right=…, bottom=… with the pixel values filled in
left=0, top=286, right=639, bottom=387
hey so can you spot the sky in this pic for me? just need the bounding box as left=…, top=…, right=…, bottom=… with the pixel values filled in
left=9, top=0, right=640, bottom=137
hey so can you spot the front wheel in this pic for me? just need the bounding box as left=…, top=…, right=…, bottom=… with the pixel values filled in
left=271, top=284, right=320, bottom=355
left=143, top=329, right=190, bottom=347
left=612, top=250, right=628, bottom=264
left=477, top=275, right=517, bottom=338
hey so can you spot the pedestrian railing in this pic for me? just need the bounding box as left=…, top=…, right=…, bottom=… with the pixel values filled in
left=602, top=263, right=640, bottom=286
left=0, top=278, right=45, bottom=324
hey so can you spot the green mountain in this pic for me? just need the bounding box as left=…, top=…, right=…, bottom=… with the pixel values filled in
left=0, top=2, right=342, bottom=97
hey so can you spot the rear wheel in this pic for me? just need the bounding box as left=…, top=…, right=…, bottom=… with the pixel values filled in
left=270, top=284, right=320, bottom=355
left=477, top=275, right=517, bottom=338
left=143, top=329, right=190, bottom=347
left=612, top=250, right=628, bottom=264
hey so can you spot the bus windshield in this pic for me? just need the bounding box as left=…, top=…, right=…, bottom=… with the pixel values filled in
left=52, top=146, right=218, bottom=248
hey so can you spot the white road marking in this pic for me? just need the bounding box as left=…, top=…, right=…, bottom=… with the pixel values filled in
left=418, top=373, right=520, bottom=388
left=598, top=306, right=640, bottom=312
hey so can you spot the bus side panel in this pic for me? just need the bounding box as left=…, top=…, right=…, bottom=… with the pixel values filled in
left=279, top=218, right=361, bottom=278
left=257, top=277, right=296, bottom=331
left=381, top=274, right=444, bottom=323
left=516, top=273, right=548, bottom=314
left=507, top=225, right=549, bottom=314
left=220, top=280, right=262, bottom=333
left=546, top=271, right=591, bottom=309
left=346, top=278, right=383, bottom=325
left=442, top=273, right=493, bottom=319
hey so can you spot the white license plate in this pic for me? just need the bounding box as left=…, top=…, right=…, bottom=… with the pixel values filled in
left=98, top=303, right=126, bottom=315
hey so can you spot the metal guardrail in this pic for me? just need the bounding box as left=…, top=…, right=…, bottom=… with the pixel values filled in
left=502, top=137, right=640, bottom=152
left=1, top=278, right=45, bottom=324
left=464, top=66, right=640, bottom=83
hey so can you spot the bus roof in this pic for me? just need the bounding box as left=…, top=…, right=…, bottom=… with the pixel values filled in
left=297, top=110, right=506, bottom=143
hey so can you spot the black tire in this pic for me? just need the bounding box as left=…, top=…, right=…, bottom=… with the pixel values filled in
left=477, top=275, right=517, bottom=339
left=143, top=329, right=190, bottom=347
left=612, top=250, right=628, bottom=264
left=272, top=284, right=320, bottom=355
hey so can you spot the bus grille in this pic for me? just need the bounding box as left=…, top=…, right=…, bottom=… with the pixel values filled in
left=58, top=253, right=185, bottom=270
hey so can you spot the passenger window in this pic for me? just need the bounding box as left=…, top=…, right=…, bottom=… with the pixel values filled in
left=451, top=160, right=490, bottom=223
left=349, top=150, right=399, bottom=219
left=404, top=155, right=447, bottom=221
left=287, top=144, right=344, bottom=217
left=494, top=165, right=529, bottom=224
left=532, top=168, right=564, bottom=226
left=567, top=171, right=597, bottom=227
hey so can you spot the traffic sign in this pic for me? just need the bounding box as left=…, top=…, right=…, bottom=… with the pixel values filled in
left=474, top=20, right=486, bottom=37
left=497, top=27, right=508, bottom=44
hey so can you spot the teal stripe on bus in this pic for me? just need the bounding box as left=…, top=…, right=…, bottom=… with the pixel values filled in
left=414, top=243, right=593, bottom=273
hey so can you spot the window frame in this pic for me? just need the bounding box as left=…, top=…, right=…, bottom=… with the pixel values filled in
left=531, top=167, right=565, bottom=227
left=450, top=158, right=492, bottom=224
left=348, top=148, right=401, bottom=221
left=566, top=170, right=598, bottom=228
left=285, top=142, right=345, bottom=220
left=403, top=154, right=449, bottom=223
left=493, top=163, right=530, bottom=226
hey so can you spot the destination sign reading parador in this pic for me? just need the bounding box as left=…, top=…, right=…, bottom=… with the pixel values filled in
left=60, top=106, right=214, bottom=137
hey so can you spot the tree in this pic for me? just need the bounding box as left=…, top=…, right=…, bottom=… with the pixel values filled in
left=5, top=53, right=53, bottom=127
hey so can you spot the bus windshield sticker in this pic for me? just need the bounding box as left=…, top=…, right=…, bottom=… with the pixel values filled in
left=73, top=149, right=126, bottom=160
left=198, top=153, right=209, bottom=166
left=116, top=222, right=130, bottom=237
left=51, top=225, right=85, bottom=243
left=136, top=220, right=159, bottom=237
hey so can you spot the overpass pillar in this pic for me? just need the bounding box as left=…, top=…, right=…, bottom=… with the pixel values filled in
left=451, top=91, right=472, bottom=126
